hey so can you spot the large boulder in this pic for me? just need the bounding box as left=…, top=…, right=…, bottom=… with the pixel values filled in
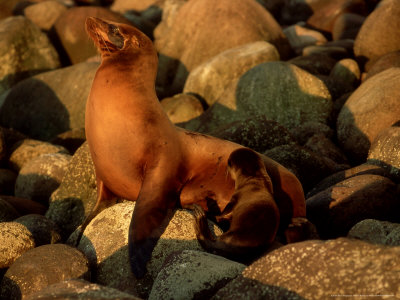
left=337, top=68, right=400, bottom=164
left=183, top=41, right=280, bottom=106
left=155, top=0, right=292, bottom=96
left=354, top=0, right=400, bottom=70
left=0, top=16, right=60, bottom=95
left=0, top=62, right=99, bottom=141
left=182, top=61, right=332, bottom=133
left=213, top=238, right=400, bottom=299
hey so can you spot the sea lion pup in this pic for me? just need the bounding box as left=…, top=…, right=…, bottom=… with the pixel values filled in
left=193, top=148, right=280, bottom=260
left=84, top=17, right=306, bottom=278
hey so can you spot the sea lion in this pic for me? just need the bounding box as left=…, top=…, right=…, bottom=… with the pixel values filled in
left=193, top=148, right=280, bottom=260
left=84, top=17, right=306, bottom=278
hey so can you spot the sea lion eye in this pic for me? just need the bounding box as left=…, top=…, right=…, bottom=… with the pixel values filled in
left=107, top=24, right=124, bottom=49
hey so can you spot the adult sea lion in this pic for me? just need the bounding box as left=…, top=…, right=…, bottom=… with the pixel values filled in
left=193, top=148, right=280, bottom=261
left=84, top=17, right=306, bottom=278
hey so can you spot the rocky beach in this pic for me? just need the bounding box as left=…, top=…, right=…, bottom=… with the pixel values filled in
left=0, top=0, right=400, bottom=299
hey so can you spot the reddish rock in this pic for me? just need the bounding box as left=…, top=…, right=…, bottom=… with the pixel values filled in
left=354, top=0, right=400, bottom=70
left=337, top=68, right=400, bottom=163
left=0, top=244, right=90, bottom=299
left=364, top=50, right=400, bottom=81
left=54, top=6, right=131, bottom=64
left=307, top=0, right=367, bottom=33
left=306, top=174, right=400, bottom=238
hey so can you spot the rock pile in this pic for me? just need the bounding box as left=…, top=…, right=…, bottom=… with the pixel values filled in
left=0, top=0, right=399, bottom=299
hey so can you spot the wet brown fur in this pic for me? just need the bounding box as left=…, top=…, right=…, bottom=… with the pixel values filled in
left=82, top=17, right=306, bottom=278
left=193, top=148, right=280, bottom=260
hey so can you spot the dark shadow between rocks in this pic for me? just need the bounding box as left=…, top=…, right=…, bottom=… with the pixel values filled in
left=0, top=78, right=70, bottom=141
left=0, top=276, right=22, bottom=300
left=156, top=53, right=189, bottom=99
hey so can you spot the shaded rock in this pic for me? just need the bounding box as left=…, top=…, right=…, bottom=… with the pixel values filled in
left=0, top=0, right=21, bottom=20
left=0, top=16, right=60, bottom=95
left=265, top=144, right=346, bottom=193
left=8, top=139, right=69, bottom=172
left=50, top=128, right=86, bottom=154
left=209, top=116, right=295, bottom=153
left=348, top=219, right=400, bottom=246
left=0, top=197, right=20, bottom=222
left=149, top=250, right=245, bottom=300
left=214, top=238, right=400, bottom=299
left=307, top=0, right=367, bottom=33
left=0, top=244, right=90, bottom=300
left=304, top=134, right=349, bottom=165
left=329, top=58, right=360, bottom=95
left=15, top=214, right=62, bottom=246
left=24, top=1, right=68, bottom=31
left=331, top=92, right=351, bottom=124
left=332, top=13, right=365, bottom=41
left=290, top=121, right=334, bottom=145
left=161, top=93, right=204, bottom=124
left=78, top=202, right=222, bottom=298
left=0, top=195, right=47, bottom=216
left=111, top=0, right=164, bottom=13
left=283, top=24, right=327, bottom=55
left=302, top=45, right=348, bottom=60
left=354, top=0, right=400, bottom=70
left=337, top=68, right=400, bottom=164
left=280, top=0, right=315, bottom=25
left=182, top=61, right=332, bottom=133
left=0, top=168, right=17, bottom=195
left=46, top=142, right=97, bottom=240
left=367, top=125, right=400, bottom=180
left=155, top=0, right=292, bottom=97
left=306, top=174, right=400, bottom=238
left=364, top=50, right=400, bottom=80
left=25, top=279, right=141, bottom=300
left=183, top=41, right=280, bottom=106
left=54, top=7, right=131, bottom=64
left=306, top=163, right=391, bottom=198
left=0, top=62, right=99, bottom=141
left=289, top=52, right=337, bottom=76
left=0, top=222, right=35, bottom=268
left=14, top=153, right=71, bottom=205
left=0, top=127, right=6, bottom=163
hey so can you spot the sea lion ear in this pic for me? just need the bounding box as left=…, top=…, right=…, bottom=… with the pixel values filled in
left=107, top=24, right=125, bottom=49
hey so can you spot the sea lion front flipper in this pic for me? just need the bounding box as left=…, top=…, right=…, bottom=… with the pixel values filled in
left=128, top=177, right=178, bottom=278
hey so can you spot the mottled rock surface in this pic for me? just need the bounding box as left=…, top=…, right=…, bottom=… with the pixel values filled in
left=0, top=16, right=60, bottom=94
left=0, top=244, right=90, bottom=300
left=214, top=238, right=400, bottom=299
left=149, top=250, right=245, bottom=300
left=337, top=68, right=400, bottom=163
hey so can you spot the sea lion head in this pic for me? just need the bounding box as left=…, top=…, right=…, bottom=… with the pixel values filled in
left=227, top=148, right=273, bottom=192
left=85, top=17, right=158, bottom=81
left=85, top=17, right=157, bottom=60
